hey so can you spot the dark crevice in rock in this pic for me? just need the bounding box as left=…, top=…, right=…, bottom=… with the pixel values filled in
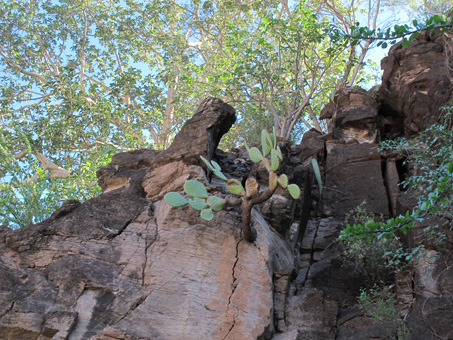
left=223, top=237, right=242, bottom=340
left=0, top=301, right=14, bottom=319
left=297, top=168, right=313, bottom=247
left=395, top=158, right=408, bottom=185
left=110, top=219, right=132, bottom=238
left=381, top=157, right=394, bottom=218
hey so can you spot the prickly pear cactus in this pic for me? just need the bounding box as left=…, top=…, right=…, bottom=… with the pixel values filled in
left=164, top=129, right=309, bottom=242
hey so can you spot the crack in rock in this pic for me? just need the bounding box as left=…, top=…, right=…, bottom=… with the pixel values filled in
left=223, top=237, right=242, bottom=340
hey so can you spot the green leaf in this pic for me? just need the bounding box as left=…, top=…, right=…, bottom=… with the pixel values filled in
left=164, top=192, right=188, bottom=207
left=288, top=184, right=300, bottom=199
left=311, top=158, right=323, bottom=193
left=271, top=149, right=280, bottom=171
left=248, top=147, right=263, bottom=163
left=184, top=180, right=208, bottom=199
left=447, top=162, right=453, bottom=174
left=188, top=197, right=208, bottom=211
left=201, top=208, right=213, bottom=221
left=277, top=174, right=288, bottom=188
left=208, top=196, right=225, bottom=211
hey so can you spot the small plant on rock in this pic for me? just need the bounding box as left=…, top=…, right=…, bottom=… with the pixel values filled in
left=359, top=286, right=410, bottom=340
left=340, top=201, right=405, bottom=287
left=164, top=129, right=302, bottom=242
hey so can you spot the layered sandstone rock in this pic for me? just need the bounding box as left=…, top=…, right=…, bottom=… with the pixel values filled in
left=379, top=29, right=453, bottom=138
left=0, top=98, right=294, bottom=340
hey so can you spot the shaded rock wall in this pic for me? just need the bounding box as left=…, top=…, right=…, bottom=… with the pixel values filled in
left=379, top=29, right=453, bottom=138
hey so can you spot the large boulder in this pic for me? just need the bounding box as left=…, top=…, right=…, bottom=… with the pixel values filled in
left=0, top=98, right=295, bottom=340
left=379, top=29, right=453, bottom=138
left=319, top=88, right=380, bottom=144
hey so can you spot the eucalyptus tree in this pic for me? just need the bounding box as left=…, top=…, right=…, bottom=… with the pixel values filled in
left=0, top=0, right=285, bottom=227
left=0, top=0, right=213, bottom=227
left=198, top=3, right=350, bottom=141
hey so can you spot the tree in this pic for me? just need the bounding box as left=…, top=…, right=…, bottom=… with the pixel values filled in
left=0, top=0, right=204, bottom=227
left=202, top=3, right=351, bottom=140
left=311, top=0, right=400, bottom=89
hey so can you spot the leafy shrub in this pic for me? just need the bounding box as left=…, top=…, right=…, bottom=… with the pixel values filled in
left=359, top=286, right=410, bottom=340
left=340, top=201, right=405, bottom=287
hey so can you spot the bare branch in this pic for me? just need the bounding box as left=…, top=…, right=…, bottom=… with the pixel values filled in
left=0, top=47, right=47, bottom=83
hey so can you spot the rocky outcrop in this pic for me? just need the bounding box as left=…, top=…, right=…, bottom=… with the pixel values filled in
left=379, top=29, right=453, bottom=138
left=0, top=98, right=296, bottom=340
left=1, top=31, right=453, bottom=340
left=320, top=88, right=380, bottom=144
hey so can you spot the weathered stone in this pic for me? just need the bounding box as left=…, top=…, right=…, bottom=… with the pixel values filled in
left=273, top=271, right=291, bottom=332
left=322, top=143, right=389, bottom=217
left=0, top=172, right=294, bottom=340
left=96, top=149, right=159, bottom=194
left=336, top=308, right=389, bottom=340
left=291, top=129, right=324, bottom=165
left=142, top=161, right=206, bottom=200
left=274, top=289, right=337, bottom=340
left=379, top=29, right=453, bottom=138
left=154, top=97, right=236, bottom=166
left=320, top=88, right=380, bottom=144
left=260, top=194, right=293, bottom=235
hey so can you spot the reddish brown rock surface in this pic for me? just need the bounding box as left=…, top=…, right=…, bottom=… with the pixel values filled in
left=379, top=29, right=453, bottom=138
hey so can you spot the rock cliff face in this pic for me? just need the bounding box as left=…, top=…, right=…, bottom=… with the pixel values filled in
left=1, top=33, right=452, bottom=340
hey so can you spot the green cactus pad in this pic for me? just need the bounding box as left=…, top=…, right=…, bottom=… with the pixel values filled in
left=261, top=130, right=272, bottom=157
left=277, top=174, right=288, bottom=188
left=200, top=156, right=227, bottom=181
left=200, top=155, right=214, bottom=171
left=311, top=158, right=323, bottom=194
left=164, top=192, right=188, bottom=207
left=271, top=149, right=280, bottom=171
left=226, top=179, right=246, bottom=196
left=248, top=147, right=263, bottom=163
left=208, top=196, right=225, bottom=211
left=189, top=197, right=209, bottom=211
left=288, top=184, right=301, bottom=199
left=270, top=172, right=278, bottom=189
left=213, top=169, right=228, bottom=181
left=201, top=208, right=214, bottom=221
left=276, top=146, right=283, bottom=160
left=261, top=157, right=271, bottom=171
left=211, top=160, right=222, bottom=171
left=272, top=127, right=277, bottom=148
left=184, top=180, right=208, bottom=199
